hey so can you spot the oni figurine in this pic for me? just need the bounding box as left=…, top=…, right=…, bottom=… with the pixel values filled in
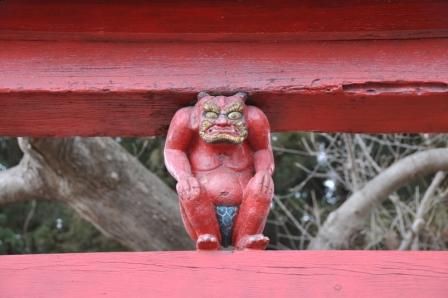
left=164, top=92, right=274, bottom=250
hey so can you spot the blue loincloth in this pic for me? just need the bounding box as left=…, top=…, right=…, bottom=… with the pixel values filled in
left=215, top=206, right=239, bottom=247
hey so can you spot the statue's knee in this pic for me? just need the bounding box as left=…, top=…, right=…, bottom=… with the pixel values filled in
left=244, top=188, right=272, bottom=204
left=244, top=172, right=274, bottom=203
left=259, top=193, right=273, bottom=204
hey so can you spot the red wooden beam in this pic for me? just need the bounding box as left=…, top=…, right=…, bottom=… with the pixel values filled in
left=0, top=251, right=447, bottom=297
left=0, top=39, right=447, bottom=136
left=1, top=0, right=447, bottom=136
left=1, top=0, right=447, bottom=42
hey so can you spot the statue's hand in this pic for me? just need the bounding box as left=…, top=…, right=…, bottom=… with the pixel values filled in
left=245, top=170, right=274, bottom=198
left=176, top=176, right=201, bottom=200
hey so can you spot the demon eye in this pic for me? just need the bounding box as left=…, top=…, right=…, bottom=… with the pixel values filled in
left=227, top=111, right=242, bottom=120
left=204, top=111, right=219, bottom=119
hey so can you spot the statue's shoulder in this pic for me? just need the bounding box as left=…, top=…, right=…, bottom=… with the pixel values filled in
left=245, top=105, right=269, bottom=126
left=170, top=106, right=195, bottom=130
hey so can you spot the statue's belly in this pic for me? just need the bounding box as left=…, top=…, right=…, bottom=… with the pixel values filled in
left=196, top=168, right=252, bottom=205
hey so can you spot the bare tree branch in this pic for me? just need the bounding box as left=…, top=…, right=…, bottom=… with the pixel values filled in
left=0, top=155, right=44, bottom=205
left=344, top=134, right=360, bottom=191
left=399, top=171, right=446, bottom=250
left=308, top=148, right=448, bottom=250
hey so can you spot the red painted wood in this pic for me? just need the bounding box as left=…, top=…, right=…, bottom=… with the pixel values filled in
left=0, top=251, right=447, bottom=297
left=0, top=0, right=447, bottom=41
left=0, top=39, right=447, bottom=136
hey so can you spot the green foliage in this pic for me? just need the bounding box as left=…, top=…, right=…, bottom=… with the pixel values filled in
left=272, top=132, right=313, bottom=193
left=0, top=138, right=22, bottom=170
left=0, top=200, right=126, bottom=254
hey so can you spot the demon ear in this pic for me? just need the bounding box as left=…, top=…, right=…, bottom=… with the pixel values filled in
left=197, top=91, right=210, bottom=100
left=234, top=92, right=248, bottom=102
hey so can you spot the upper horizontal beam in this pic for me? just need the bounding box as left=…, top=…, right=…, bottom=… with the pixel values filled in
left=1, top=251, right=447, bottom=298
left=0, top=0, right=447, bottom=42
left=0, top=39, right=447, bottom=136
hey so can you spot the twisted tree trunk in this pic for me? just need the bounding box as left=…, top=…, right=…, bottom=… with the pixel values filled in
left=0, top=137, right=192, bottom=251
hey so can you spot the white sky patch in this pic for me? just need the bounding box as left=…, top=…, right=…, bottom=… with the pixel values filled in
left=324, top=179, right=336, bottom=191
left=317, top=143, right=328, bottom=165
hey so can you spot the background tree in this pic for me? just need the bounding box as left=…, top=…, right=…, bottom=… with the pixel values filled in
left=0, top=133, right=447, bottom=253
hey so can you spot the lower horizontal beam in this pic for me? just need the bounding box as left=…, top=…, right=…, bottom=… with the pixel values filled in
left=1, top=39, right=447, bottom=135
left=0, top=251, right=447, bottom=298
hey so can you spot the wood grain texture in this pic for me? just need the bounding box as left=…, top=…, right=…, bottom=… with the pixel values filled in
left=0, top=39, right=447, bottom=136
left=0, top=251, right=447, bottom=298
left=1, top=0, right=447, bottom=41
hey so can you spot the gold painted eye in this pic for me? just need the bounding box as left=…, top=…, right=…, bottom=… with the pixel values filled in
left=227, top=111, right=242, bottom=120
left=205, top=111, right=219, bottom=119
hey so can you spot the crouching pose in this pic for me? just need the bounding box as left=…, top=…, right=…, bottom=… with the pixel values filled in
left=164, top=92, right=274, bottom=250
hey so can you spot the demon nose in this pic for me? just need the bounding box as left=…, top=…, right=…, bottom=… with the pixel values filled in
left=215, top=115, right=229, bottom=126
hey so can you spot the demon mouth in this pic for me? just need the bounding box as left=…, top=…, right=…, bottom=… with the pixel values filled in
left=199, top=121, right=248, bottom=144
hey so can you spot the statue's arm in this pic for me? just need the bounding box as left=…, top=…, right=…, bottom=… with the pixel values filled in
left=164, top=107, right=194, bottom=181
left=246, top=106, right=275, bottom=175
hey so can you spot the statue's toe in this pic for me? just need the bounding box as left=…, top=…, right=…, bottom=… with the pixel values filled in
left=236, top=234, right=269, bottom=250
left=196, top=234, right=220, bottom=250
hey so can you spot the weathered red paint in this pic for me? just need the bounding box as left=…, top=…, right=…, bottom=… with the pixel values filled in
left=164, top=93, right=274, bottom=250
left=0, top=39, right=447, bottom=136
left=1, top=0, right=447, bottom=41
left=0, top=251, right=447, bottom=298
left=1, top=0, right=447, bottom=136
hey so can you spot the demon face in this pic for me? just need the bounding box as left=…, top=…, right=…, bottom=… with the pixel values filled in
left=197, top=92, right=248, bottom=144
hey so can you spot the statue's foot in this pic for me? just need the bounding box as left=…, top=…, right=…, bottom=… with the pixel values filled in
left=236, top=234, right=269, bottom=250
left=196, top=234, right=220, bottom=250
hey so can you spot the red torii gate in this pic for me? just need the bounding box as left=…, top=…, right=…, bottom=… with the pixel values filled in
left=0, top=1, right=447, bottom=297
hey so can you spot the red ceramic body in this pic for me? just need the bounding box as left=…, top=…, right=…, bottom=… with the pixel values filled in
left=164, top=92, right=274, bottom=250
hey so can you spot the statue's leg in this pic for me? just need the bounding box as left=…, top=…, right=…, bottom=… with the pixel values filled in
left=233, top=174, right=272, bottom=250
left=179, top=193, right=221, bottom=250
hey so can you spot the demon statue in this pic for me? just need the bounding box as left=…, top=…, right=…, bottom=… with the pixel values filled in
left=164, top=92, right=274, bottom=250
